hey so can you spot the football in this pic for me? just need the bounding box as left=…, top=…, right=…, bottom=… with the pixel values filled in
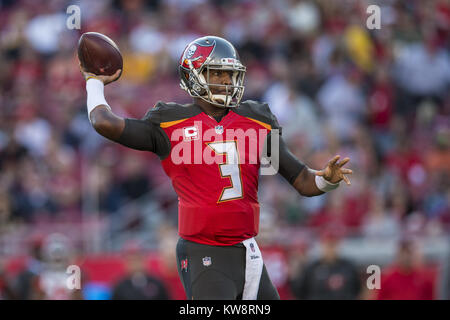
left=77, top=32, right=123, bottom=77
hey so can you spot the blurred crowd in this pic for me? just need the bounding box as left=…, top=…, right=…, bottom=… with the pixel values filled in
left=0, top=0, right=449, bottom=299
left=0, top=230, right=439, bottom=300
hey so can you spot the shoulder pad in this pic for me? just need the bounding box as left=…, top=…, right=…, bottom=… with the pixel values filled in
left=234, top=100, right=281, bottom=130
left=142, top=101, right=202, bottom=126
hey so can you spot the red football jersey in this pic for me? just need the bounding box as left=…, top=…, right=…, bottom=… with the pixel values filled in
left=146, top=101, right=279, bottom=245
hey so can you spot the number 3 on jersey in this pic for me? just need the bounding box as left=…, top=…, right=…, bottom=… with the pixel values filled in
left=207, top=141, right=243, bottom=203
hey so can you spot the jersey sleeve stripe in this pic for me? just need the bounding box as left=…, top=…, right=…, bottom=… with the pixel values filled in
left=244, top=117, right=272, bottom=131
left=160, top=118, right=189, bottom=128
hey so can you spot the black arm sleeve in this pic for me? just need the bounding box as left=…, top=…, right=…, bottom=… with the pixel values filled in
left=116, top=118, right=170, bottom=159
left=277, top=135, right=306, bottom=185
left=237, top=100, right=305, bottom=185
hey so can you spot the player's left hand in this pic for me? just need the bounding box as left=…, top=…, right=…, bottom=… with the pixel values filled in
left=315, top=155, right=352, bottom=185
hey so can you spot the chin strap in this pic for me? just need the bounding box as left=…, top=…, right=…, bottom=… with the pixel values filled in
left=209, top=93, right=232, bottom=107
left=195, top=92, right=237, bottom=108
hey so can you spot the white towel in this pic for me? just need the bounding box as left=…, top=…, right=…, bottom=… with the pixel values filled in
left=242, top=237, right=264, bottom=300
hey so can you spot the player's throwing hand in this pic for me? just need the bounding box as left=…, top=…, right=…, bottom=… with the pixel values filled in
left=315, top=155, right=353, bottom=185
left=79, top=62, right=121, bottom=85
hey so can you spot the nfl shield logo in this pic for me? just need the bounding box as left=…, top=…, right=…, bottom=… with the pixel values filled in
left=202, top=256, right=212, bottom=267
left=215, top=125, right=224, bottom=134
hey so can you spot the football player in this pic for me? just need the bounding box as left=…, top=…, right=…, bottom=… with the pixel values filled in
left=80, top=36, right=352, bottom=300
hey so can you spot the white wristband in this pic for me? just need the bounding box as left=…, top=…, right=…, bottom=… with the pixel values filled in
left=86, top=78, right=110, bottom=121
left=315, top=175, right=340, bottom=192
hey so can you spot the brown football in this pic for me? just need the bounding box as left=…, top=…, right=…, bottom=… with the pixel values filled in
left=78, top=32, right=123, bottom=77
